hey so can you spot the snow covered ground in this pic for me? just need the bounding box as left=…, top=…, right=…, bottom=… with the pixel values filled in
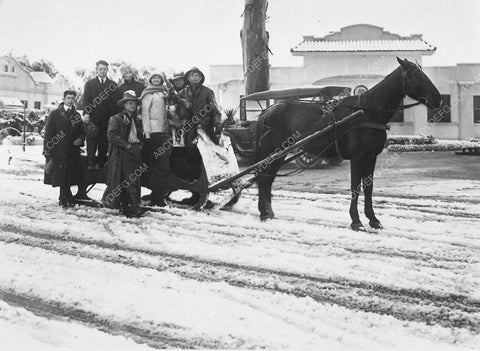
left=0, top=145, right=479, bottom=350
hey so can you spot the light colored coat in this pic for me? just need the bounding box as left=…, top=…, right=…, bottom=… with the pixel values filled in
left=141, top=92, right=169, bottom=138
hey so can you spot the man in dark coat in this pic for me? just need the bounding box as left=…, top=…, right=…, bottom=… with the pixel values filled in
left=178, top=67, right=222, bottom=206
left=117, top=65, right=145, bottom=99
left=43, top=90, right=85, bottom=207
left=102, top=90, right=146, bottom=217
left=179, top=67, right=222, bottom=145
left=83, top=60, right=118, bottom=169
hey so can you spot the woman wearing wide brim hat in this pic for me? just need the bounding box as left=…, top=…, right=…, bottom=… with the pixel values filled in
left=168, top=71, right=187, bottom=94
left=168, top=71, right=186, bottom=85
left=116, top=90, right=141, bottom=107
left=103, top=90, right=145, bottom=217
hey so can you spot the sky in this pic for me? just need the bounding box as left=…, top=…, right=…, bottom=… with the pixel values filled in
left=0, top=0, right=479, bottom=83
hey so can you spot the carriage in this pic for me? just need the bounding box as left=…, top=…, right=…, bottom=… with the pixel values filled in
left=75, top=86, right=364, bottom=212
left=223, top=86, right=351, bottom=167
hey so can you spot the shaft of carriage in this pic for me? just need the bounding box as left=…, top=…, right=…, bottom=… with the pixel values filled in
left=209, top=109, right=364, bottom=193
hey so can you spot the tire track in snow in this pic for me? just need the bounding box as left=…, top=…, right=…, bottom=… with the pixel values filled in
left=1, top=202, right=478, bottom=269
left=0, top=289, right=224, bottom=349
left=220, top=205, right=479, bottom=252
left=237, top=190, right=479, bottom=221
left=1, top=225, right=479, bottom=332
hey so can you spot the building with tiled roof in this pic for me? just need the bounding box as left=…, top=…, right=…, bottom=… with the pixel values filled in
left=209, top=24, right=480, bottom=139
left=291, top=24, right=435, bottom=53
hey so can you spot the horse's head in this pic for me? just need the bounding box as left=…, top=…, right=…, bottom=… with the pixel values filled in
left=164, top=94, right=191, bottom=129
left=397, top=57, right=442, bottom=109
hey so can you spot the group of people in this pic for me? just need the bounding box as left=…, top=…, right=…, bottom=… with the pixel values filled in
left=43, top=60, right=222, bottom=217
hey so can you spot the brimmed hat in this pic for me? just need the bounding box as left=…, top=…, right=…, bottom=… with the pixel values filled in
left=185, top=67, right=205, bottom=85
left=169, top=71, right=186, bottom=84
left=117, top=90, right=140, bottom=107
left=149, top=71, right=165, bottom=85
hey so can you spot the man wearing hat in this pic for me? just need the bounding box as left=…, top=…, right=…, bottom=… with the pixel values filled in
left=168, top=71, right=187, bottom=95
left=82, top=60, right=118, bottom=170
left=102, top=90, right=145, bottom=217
left=118, top=65, right=145, bottom=99
left=179, top=67, right=222, bottom=145
left=43, top=90, right=86, bottom=208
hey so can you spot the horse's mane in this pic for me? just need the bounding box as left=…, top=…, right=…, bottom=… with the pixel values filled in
left=362, top=65, right=403, bottom=97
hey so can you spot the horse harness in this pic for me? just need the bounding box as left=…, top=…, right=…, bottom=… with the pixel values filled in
left=256, top=67, right=430, bottom=175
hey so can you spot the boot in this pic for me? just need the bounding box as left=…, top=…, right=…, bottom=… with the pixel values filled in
left=179, top=192, right=201, bottom=206
left=74, top=184, right=92, bottom=201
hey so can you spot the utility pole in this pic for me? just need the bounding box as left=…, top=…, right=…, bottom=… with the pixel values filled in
left=241, top=0, right=270, bottom=95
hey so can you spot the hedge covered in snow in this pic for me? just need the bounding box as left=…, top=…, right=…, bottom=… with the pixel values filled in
left=386, top=135, right=480, bottom=152
left=386, top=135, right=437, bottom=146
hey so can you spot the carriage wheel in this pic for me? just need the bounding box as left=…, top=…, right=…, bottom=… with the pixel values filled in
left=295, top=151, right=324, bottom=169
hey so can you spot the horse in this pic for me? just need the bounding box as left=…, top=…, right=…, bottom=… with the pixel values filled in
left=255, top=57, right=442, bottom=230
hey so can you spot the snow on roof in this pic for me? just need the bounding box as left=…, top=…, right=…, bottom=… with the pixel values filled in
left=291, top=24, right=436, bottom=54
left=29, top=71, right=54, bottom=84
left=0, top=96, right=25, bottom=108
left=291, top=39, right=436, bottom=53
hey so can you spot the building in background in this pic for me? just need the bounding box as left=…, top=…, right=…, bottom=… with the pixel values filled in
left=0, top=55, right=70, bottom=110
left=210, top=24, right=480, bottom=139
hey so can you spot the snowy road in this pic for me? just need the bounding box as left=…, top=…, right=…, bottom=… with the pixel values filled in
left=0, top=146, right=479, bottom=350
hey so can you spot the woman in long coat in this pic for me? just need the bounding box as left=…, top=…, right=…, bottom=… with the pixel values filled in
left=102, top=90, right=145, bottom=217
left=140, top=72, right=170, bottom=206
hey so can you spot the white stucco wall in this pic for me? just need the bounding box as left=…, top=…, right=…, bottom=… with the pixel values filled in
left=0, top=56, right=66, bottom=109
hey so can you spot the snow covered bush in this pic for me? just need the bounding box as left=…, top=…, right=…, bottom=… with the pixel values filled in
left=386, top=135, right=436, bottom=146
left=387, top=139, right=480, bottom=152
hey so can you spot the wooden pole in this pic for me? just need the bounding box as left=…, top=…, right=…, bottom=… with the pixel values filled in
left=22, top=106, right=26, bottom=152
left=241, top=0, right=270, bottom=95
left=209, top=110, right=364, bottom=192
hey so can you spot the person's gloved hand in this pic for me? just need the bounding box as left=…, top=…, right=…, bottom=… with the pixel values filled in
left=214, top=123, right=222, bottom=138
left=73, top=138, right=83, bottom=146
left=199, top=117, right=209, bottom=129
left=45, top=157, right=54, bottom=175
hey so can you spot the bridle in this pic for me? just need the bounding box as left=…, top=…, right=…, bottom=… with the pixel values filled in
left=402, top=67, right=429, bottom=108
left=326, top=64, right=431, bottom=136
left=339, top=65, right=429, bottom=113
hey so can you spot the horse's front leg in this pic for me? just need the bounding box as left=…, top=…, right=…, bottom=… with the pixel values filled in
left=363, top=156, right=383, bottom=229
left=349, top=158, right=364, bottom=231
left=257, top=173, right=270, bottom=221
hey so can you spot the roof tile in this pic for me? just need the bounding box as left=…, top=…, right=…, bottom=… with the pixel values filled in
left=291, top=39, right=435, bottom=53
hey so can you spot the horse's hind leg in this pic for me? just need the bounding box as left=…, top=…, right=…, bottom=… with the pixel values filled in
left=349, top=158, right=364, bottom=231
left=264, top=158, right=284, bottom=219
left=258, top=172, right=270, bottom=221
left=363, top=156, right=383, bottom=229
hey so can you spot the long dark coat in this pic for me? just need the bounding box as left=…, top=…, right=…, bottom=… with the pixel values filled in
left=83, top=77, right=118, bottom=122
left=43, top=104, right=85, bottom=187
left=179, top=84, right=222, bottom=144
left=101, top=111, right=145, bottom=209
